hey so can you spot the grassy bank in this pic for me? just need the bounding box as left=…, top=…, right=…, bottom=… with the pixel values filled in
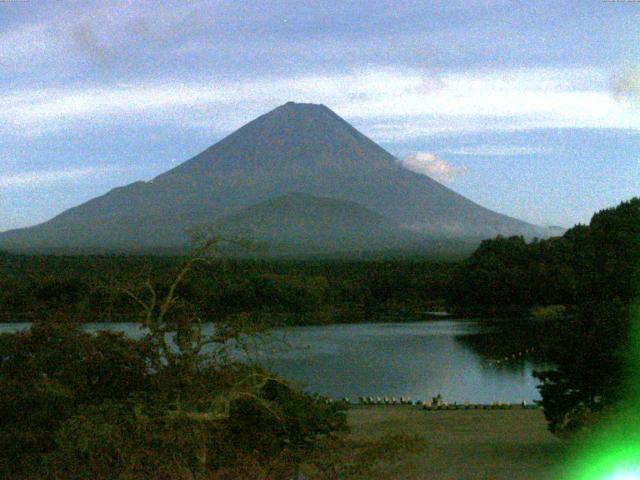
left=321, top=406, right=568, bottom=480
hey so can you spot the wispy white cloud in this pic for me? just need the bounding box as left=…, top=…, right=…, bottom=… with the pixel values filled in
left=442, top=145, right=551, bottom=156
left=0, top=166, right=126, bottom=189
left=398, top=152, right=468, bottom=182
left=0, top=67, right=638, bottom=141
left=0, top=23, right=54, bottom=64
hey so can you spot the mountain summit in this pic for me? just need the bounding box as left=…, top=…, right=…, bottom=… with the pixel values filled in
left=0, top=102, right=544, bottom=253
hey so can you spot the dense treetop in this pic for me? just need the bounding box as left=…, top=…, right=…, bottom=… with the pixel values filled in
left=448, top=198, right=640, bottom=314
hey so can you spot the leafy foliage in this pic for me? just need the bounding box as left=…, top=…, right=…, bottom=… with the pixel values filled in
left=0, top=241, right=347, bottom=478
left=533, top=302, right=631, bottom=435
left=448, top=198, right=640, bottom=314
left=0, top=317, right=151, bottom=477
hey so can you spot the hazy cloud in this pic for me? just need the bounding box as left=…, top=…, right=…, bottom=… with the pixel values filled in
left=612, top=65, right=640, bottom=104
left=0, top=23, right=53, bottom=63
left=2, top=1, right=630, bottom=83
left=443, top=145, right=550, bottom=156
left=70, top=21, right=115, bottom=67
left=398, top=152, right=468, bottom=182
left=1, top=67, right=637, bottom=141
left=0, top=166, right=125, bottom=189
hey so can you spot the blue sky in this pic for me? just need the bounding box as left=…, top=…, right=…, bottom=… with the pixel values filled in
left=1, top=0, right=639, bottom=231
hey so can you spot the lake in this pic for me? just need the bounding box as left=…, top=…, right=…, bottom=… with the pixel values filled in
left=0, top=319, right=547, bottom=404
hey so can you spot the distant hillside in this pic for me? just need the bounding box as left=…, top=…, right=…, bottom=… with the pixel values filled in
left=0, top=102, right=546, bottom=254
left=217, top=193, right=416, bottom=249
left=211, top=193, right=450, bottom=254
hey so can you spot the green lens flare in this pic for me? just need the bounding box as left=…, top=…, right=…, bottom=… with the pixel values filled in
left=562, top=303, right=640, bottom=480
left=573, top=445, right=640, bottom=479
left=604, top=467, right=640, bottom=480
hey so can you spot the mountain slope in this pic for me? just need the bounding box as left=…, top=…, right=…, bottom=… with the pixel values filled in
left=217, top=192, right=419, bottom=249
left=0, top=102, right=544, bottom=253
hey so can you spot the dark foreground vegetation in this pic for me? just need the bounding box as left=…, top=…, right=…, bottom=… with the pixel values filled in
left=0, top=248, right=349, bottom=479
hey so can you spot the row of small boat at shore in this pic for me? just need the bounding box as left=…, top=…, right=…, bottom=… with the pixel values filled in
left=323, top=396, right=541, bottom=410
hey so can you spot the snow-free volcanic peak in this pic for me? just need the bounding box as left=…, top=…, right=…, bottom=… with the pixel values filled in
left=0, top=102, right=545, bottom=253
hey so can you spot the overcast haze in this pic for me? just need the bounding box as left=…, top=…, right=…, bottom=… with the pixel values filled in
left=1, top=0, right=639, bottom=232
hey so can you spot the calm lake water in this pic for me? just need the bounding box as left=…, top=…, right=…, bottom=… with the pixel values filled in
left=0, top=320, right=546, bottom=403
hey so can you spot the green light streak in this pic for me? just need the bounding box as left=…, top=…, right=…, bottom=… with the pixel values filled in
left=603, top=467, right=640, bottom=480
left=560, top=303, right=640, bottom=480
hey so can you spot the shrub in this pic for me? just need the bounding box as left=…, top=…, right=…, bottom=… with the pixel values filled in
left=533, top=301, right=630, bottom=435
left=0, top=316, right=151, bottom=476
left=0, top=240, right=347, bottom=478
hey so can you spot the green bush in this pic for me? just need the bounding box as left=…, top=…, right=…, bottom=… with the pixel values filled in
left=533, top=301, right=631, bottom=435
left=0, top=317, right=151, bottom=476
left=41, top=399, right=231, bottom=479
left=1, top=242, right=349, bottom=478
left=0, top=318, right=346, bottom=478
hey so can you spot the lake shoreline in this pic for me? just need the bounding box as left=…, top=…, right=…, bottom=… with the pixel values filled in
left=0, top=311, right=457, bottom=325
left=1, top=310, right=531, bottom=326
left=1, top=319, right=546, bottom=404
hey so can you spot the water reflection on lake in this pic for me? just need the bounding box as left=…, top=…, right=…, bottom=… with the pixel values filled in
left=0, top=320, right=546, bottom=403
left=259, top=320, right=545, bottom=403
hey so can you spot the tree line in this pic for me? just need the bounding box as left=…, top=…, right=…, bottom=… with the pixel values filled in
left=447, top=198, right=639, bottom=315
left=0, top=255, right=454, bottom=325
